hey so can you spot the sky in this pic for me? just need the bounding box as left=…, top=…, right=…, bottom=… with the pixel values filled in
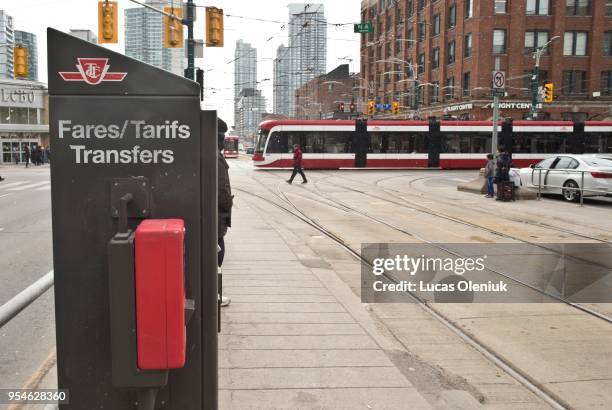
left=2, top=0, right=362, bottom=127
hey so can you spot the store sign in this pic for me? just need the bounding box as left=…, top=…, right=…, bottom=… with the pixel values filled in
left=0, top=85, right=45, bottom=109
left=482, top=102, right=542, bottom=110
left=444, top=103, right=473, bottom=112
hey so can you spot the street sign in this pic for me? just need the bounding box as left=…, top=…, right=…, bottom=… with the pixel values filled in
left=354, top=22, right=373, bottom=33
left=492, top=89, right=506, bottom=97
left=492, top=70, right=506, bottom=89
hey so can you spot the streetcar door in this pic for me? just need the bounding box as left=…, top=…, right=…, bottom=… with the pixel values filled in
left=355, top=119, right=368, bottom=168
left=428, top=121, right=441, bottom=168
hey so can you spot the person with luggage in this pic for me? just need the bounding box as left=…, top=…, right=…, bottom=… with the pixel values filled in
left=484, top=153, right=495, bottom=198
left=286, top=144, right=307, bottom=184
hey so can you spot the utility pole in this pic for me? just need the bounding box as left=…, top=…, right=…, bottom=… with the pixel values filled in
left=492, top=57, right=501, bottom=155
left=127, top=0, right=195, bottom=80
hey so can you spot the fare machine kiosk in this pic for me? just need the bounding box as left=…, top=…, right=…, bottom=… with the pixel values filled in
left=47, top=28, right=218, bottom=409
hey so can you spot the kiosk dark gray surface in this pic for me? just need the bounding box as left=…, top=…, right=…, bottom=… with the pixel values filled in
left=47, top=28, right=217, bottom=409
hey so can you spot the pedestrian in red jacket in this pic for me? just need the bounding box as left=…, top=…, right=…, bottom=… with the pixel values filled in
left=286, top=144, right=308, bottom=184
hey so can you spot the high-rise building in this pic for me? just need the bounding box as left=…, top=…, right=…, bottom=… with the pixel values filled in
left=234, top=40, right=258, bottom=125
left=125, top=1, right=185, bottom=76
left=14, top=30, right=37, bottom=82
left=69, top=29, right=98, bottom=44
left=287, top=3, right=327, bottom=117
left=0, top=10, right=15, bottom=79
left=360, top=0, right=612, bottom=121
left=273, top=44, right=291, bottom=116
left=235, top=88, right=267, bottom=144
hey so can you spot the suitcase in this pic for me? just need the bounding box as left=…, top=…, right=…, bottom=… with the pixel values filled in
left=496, top=181, right=515, bottom=201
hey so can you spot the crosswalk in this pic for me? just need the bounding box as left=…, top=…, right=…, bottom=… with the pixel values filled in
left=0, top=180, right=51, bottom=194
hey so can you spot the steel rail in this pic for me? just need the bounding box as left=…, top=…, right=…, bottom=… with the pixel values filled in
left=0, top=271, right=54, bottom=328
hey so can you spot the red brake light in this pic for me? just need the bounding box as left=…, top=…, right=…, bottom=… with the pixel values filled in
left=591, top=172, right=612, bottom=179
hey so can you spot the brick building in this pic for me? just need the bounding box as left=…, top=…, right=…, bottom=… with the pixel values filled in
left=295, top=64, right=361, bottom=119
left=360, top=0, right=612, bottom=121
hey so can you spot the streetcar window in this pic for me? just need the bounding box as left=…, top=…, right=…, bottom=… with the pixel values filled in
left=370, top=133, right=427, bottom=153
left=512, top=133, right=568, bottom=153
left=584, top=133, right=612, bottom=153
left=441, top=133, right=491, bottom=153
left=256, top=129, right=269, bottom=153
left=224, top=139, right=238, bottom=151
left=283, top=131, right=355, bottom=154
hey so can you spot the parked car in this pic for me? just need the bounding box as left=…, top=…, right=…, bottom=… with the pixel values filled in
left=518, top=154, right=612, bottom=202
left=246, top=147, right=254, bottom=155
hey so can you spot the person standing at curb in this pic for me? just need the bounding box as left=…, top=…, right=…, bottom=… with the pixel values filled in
left=286, top=144, right=307, bottom=184
left=484, top=153, right=495, bottom=198
left=218, top=118, right=233, bottom=307
left=24, top=146, right=31, bottom=168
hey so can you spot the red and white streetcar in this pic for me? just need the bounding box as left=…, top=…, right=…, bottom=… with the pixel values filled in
left=223, top=135, right=240, bottom=159
left=252, top=119, right=612, bottom=169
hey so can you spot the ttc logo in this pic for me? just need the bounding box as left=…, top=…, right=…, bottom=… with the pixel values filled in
left=59, top=58, right=127, bottom=85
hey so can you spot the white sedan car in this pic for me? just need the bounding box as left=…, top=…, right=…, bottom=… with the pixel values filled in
left=518, top=154, right=612, bottom=202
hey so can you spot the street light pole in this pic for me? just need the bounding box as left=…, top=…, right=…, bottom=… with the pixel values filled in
left=185, top=0, right=195, bottom=80
left=529, top=35, right=559, bottom=119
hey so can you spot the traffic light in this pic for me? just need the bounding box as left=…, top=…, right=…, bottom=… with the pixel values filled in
left=543, top=81, right=554, bottom=103
left=338, top=102, right=345, bottom=112
left=392, top=101, right=400, bottom=115
left=98, top=1, right=118, bottom=44
left=13, top=46, right=28, bottom=78
left=367, top=100, right=375, bottom=116
left=205, top=7, right=224, bottom=47
left=349, top=102, right=356, bottom=113
left=164, top=7, right=184, bottom=48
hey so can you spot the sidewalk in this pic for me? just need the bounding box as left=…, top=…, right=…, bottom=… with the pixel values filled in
left=219, top=194, right=433, bottom=409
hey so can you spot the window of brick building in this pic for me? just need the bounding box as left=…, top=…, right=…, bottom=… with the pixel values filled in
left=431, top=81, right=440, bottom=102
left=386, top=41, right=392, bottom=57
left=464, top=33, right=473, bottom=57
left=562, top=71, right=587, bottom=94
left=418, top=53, right=425, bottom=74
left=563, top=32, right=587, bottom=56
left=407, top=60, right=414, bottom=78
left=407, top=29, right=414, bottom=48
left=448, top=40, right=456, bottom=64
left=604, top=32, right=612, bottom=56
left=446, top=76, right=455, bottom=99
left=493, top=30, right=506, bottom=54
left=495, top=0, right=508, bottom=13
left=526, top=0, right=550, bottom=15
left=418, top=0, right=425, bottom=10
left=463, top=72, right=471, bottom=96
left=396, top=38, right=402, bottom=55
left=448, top=4, right=456, bottom=28
left=607, top=0, right=612, bottom=15
left=407, top=1, right=414, bottom=18
left=395, top=4, right=401, bottom=24
left=465, top=0, right=473, bottom=18
left=433, top=14, right=440, bottom=36
left=525, top=31, right=550, bottom=53
left=418, top=22, right=426, bottom=42
left=566, top=0, right=591, bottom=15
left=602, top=71, right=612, bottom=95
left=432, top=48, right=440, bottom=68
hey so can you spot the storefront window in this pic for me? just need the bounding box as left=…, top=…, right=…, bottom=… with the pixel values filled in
left=0, top=107, right=9, bottom=124
left=28, top=108, right=39, bottom=124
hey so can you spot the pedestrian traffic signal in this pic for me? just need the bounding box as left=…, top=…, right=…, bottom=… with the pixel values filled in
left=338, top=102, right=345, bottom=112
left=14, top=46, right=28, bottom=78
left=349, top=102, right=356, bottom=113
left=543, top=82, right=554, bottom=103
left=367, top=100, right=375, bottom=116
left=392, top=101, right=400, bottom=115
left=98, top=1, right=118, bottom=44
left=164, top=7, right=184, bottom=48
left=205, top=7, right=224, bottom=47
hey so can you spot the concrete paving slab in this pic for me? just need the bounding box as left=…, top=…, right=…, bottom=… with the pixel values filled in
left=220, top=367, right=413, bottom=390
left=223, top=312, right=357, bottom=324
left=229, top=294, right=337, bottom=303
left=219, top=349, right=393, bottom=369
left=220, top=334, right=379, bottom=350
left=219, top=388, right=432, bottom=410
left=226, top=302, right=346, bottom=313
left=223, top=286, right=332, bottom=295
left=221, top=323, right=366, bottom=336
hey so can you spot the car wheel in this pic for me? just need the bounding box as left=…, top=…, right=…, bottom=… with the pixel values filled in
left=562, top=180, right=580, bottom=202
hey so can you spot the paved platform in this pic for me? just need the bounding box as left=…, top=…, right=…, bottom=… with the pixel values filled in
left=219, top=196, right=433, bottom=409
